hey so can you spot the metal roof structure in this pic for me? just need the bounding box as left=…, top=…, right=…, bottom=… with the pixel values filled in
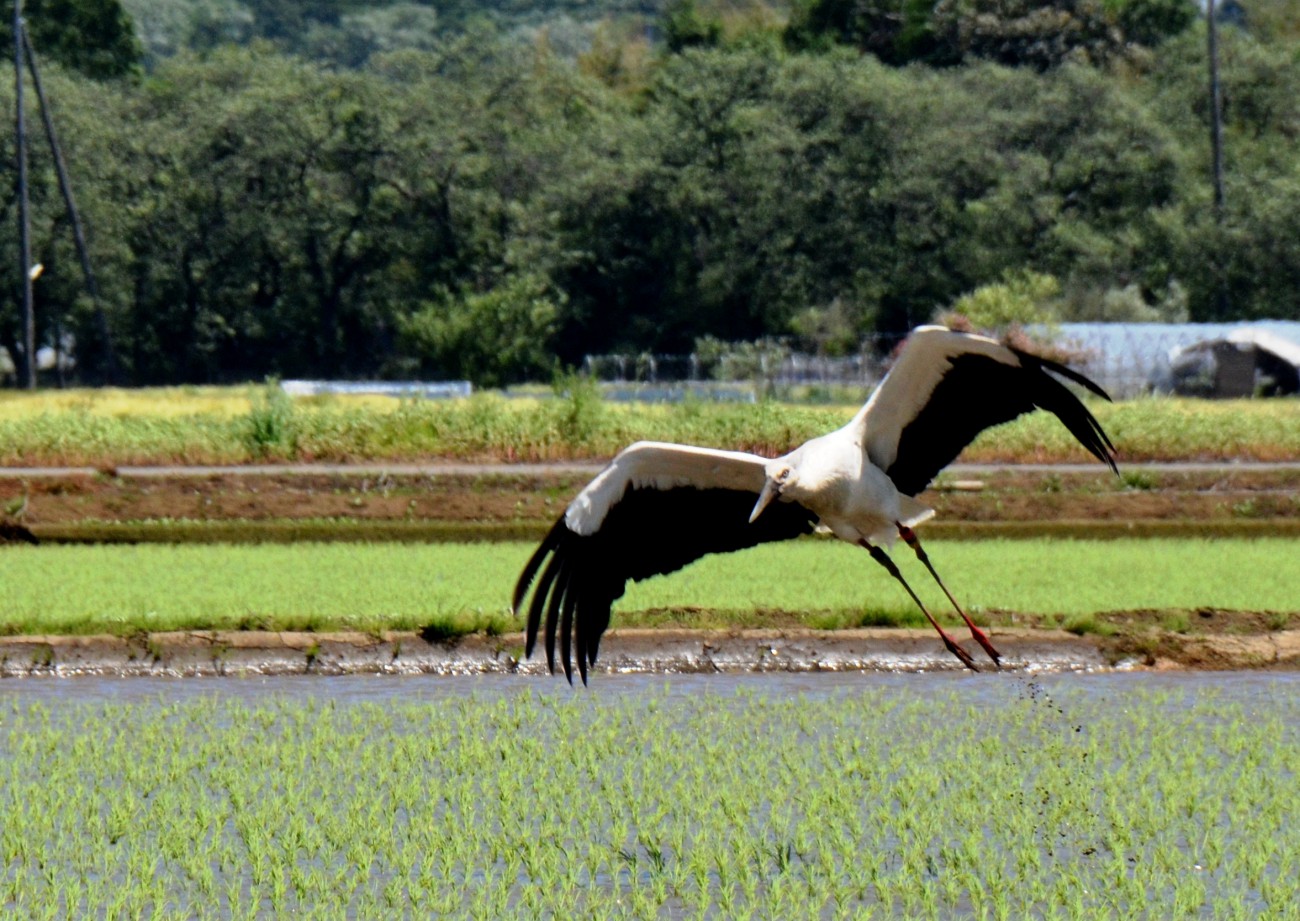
left=1044, top=321, right=1300, bottom=398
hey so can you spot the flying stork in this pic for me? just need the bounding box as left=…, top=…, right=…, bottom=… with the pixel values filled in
left=513, top=325, right=1117, bottom=682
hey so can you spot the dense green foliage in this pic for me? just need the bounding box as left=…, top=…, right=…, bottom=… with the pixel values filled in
left=1, top=680, right=1298, bottom=917
left=2, top=0, right=141, bottom=79
left=119, top=0, right=672, bottom=66
left=784, top=0, right=1198, bottom=68
left=1, top=538, right=1296, bottom=635
left=3, top=3, right=1300, bottom=385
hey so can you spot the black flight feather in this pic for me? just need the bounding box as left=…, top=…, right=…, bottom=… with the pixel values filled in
left=543, top=564, right=568, bottom=676
left=559, top=571, right=576, bottom=684
left=885, top=349, right=1117, bottom=498
left=513, top=484, right=818, bottom=684
left=524, top=546, right=564, bottom=659
left=513, top=517, right=564, bottom=615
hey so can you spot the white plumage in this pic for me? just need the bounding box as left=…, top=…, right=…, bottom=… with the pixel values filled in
left=515, top=326, right=1118, bottom=682
left=564, top=443, right=765, bottom=536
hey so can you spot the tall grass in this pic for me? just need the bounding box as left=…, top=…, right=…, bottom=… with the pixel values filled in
left=0, top=386, right=1297, bottom=466
left=969, top=397, right=1300, bottom=463
left=0, top=538, right=1294, bottom=636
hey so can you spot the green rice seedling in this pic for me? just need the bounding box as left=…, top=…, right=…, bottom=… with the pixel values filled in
left=1120, top=469, right=1157, bottom=491
left=0, top=537, right=1294, bottom=638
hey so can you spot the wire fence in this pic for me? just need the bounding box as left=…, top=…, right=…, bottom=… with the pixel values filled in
left=1051, top=321, right=1300, bottom=398
left=581, top=341, right=901, bottom=398
left=583, top=322, right=1300, bottom=401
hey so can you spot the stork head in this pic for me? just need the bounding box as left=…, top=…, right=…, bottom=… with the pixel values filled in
left=749, top=462, right=793, bottom=523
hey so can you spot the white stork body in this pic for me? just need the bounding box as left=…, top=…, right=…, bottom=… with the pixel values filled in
left=756, top=427, right=935, bottom=547
left=514, top=326, right=1118, bottom=682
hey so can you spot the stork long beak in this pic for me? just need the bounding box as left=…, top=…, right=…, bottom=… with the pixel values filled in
left=749, top=479, right=780, bottom=523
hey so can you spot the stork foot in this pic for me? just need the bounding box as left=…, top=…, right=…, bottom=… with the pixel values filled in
left=964, top=621, right=1002, bottom=667
left=897, top=522, right=1000, bottom=668
left=860, top=539, right=980, bottom=672
left=939, top=633, right=979, bottom=672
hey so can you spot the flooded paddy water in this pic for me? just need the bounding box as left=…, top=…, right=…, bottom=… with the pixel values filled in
left=2, top=671, right=1298, bottom=918
left=5, top=666, right=1297, bottom=706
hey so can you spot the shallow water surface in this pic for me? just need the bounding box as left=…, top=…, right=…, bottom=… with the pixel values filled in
left=4, top=666, right=1299, bottom=708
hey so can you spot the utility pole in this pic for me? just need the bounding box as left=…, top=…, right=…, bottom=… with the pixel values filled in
left=14, top=0, right=36, bottom=388
left=21, top=23, right=120, bottom=384
left=1206, top=0, right=1226, bottom=218
left=1205, top=0, right=1229, bottom=318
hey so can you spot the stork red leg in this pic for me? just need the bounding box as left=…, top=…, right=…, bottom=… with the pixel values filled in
left=897, top=524, right=1001, bottom=667
left=860, top=540, right=978, bottom=672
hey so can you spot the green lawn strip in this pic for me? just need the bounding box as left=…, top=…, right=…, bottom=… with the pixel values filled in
left=619, top=537, right=1299, bottom=625
left=0, top=685, right=1296, bottom=917
left=1, top=538, right=1295, bottom=637
left=0, top=393, right=1298, bottom=465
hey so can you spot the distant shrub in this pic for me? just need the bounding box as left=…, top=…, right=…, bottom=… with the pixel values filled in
left=244, top=381, right=299, bottom=459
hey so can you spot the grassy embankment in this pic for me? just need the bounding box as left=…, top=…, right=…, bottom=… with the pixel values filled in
left=1, top=684, right=1296, bottom=917
left=2, top=538, right=1295, bottom=638
left=0, top=385, right=1299, bottom=465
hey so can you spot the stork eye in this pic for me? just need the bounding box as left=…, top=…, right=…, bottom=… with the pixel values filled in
left=778, top=467, right=791, bottom=482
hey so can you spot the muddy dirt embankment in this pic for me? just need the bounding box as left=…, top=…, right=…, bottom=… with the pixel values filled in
left=5, top=463, right=1300, bottom=542
left=5, top=625, right=1300, bottom=679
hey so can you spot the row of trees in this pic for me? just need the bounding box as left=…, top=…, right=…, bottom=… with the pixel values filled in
left=117, top=0, right=664, bottom=69
left=3, top=1, right=1300, bottom=385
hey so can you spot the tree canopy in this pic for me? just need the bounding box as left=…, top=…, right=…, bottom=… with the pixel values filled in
left=2, top=2, right=1299, bottom=386
left=3, top=0, right=142, bottom=78
left=785, top=0, right=1199, bottom=68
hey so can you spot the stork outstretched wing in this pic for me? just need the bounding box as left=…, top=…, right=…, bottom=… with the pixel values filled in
left=513, top=442, right=818, bottom=683
left=857, top=327, right=1116, bottom=496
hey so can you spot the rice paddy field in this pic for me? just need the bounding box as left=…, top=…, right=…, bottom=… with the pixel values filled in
left=2, top=672, right=1298, bottom=919
left=0, top=385, right=1298, bottom=465
left=0, top=538, right=1297, bottom=637
left=2, top=385, right=1298, bottom=919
